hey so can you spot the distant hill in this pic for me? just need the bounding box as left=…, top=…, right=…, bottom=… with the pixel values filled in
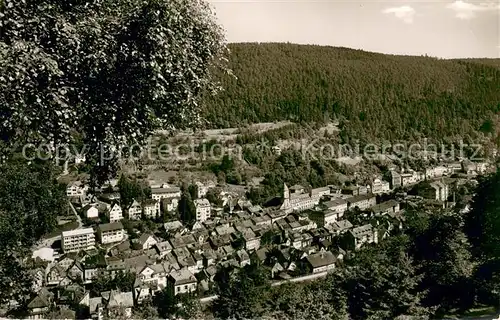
left=202, top=43, right=500, bottom=143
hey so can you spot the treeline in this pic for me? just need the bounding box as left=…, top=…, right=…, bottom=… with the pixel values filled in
left=212, top=169, right=500, bottom=319
left=202, top=43, right=500, bottom=143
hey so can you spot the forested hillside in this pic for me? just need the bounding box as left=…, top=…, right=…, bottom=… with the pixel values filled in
left=202, top=43, right=500, bottom=143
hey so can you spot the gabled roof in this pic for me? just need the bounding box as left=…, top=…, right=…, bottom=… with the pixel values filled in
left=306, top=251, right=336, bottom=268
left=138, top=233, right=157, bottom=246
left=332, top=219, right=353, bottom=231
left=128, top=199, right=141, bottom=209
left=105, top=290, right=134, bottom=308
left=156, top=241, right=173, bottom=252
left=164, top=220, right=184, bottom=231
left=370, top=200, right=400, bottom=214
left=169, top=269, right=197, bottom=285
left=28, top=288, right=53, bottom=309
left=349, top=224, right=374, bottom=238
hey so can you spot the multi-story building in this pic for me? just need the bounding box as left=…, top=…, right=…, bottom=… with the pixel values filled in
left=195, top=181, right=216, bottom=198
left=142, top=199, right=159, bottom=219
left=346, top=224, right=378, bottom=250
left=280, top=184, right=322, bottom=213
left=370, top=178, right=391, bottom=194
left=370, top=199, right=400, bottom=216
left=127, top=199, right=142, bottom=220
left=66, top=181, right=87, bottom=197
left=106, top=203, right=123, bottom=222
left=151, top=185, right=182, bottom=213
left=62, top=228, right=96, bottom=253
left=401, top=169, right=424, bottom=187
left=418, top=181, right=449, bottom=202
left=346, top=193, right=377, bottom=211
left=425, top=165, right=450, bottom=180
left=194, top=198, right=211, bottom=222
left=97, top=222, right=125, bottom=244
left=167, top=269, right=197, bottom=296
left=384, top=170, right=401, bottom=190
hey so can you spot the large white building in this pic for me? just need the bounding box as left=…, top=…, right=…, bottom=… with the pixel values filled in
left=194, top=198, right=211, bottom=222
left=151, top=185, right=182, bottom=213
left=370, top=178, right=391, bottom=194
left=62, top=228, right=95, bottom=253
left=280, top=184, right=325, bottom=213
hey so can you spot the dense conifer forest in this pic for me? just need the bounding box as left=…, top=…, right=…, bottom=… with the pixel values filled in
left=202, top=43, right=500, bottom=143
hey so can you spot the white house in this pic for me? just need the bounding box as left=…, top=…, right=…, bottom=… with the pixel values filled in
left=167, top=269, right=197, bottom=296
left=194, top=198, right=211, bottom=222
left=370, top=178, right=391, bottom=194
left=98, top=222, right=125, bottom=244
left=142, top=200, right=159, bottom=219
left=82, top=205, right=99, bottom=219
left=66, top=181, right=87, bottom=197
left=137, top=233, right=158, bottom=250
left=195, top=181, right=216, bottom=198
left=305, top=251, right=336, bottom=274
left=163, top=197, right=180, bottom=213
left=106, top=203, right=123, bottom=222
left=127, top=200, right=142, bottom=220
left=425, top=165, right=450, bottom=179
left=151, top=185, right=182, bottom=213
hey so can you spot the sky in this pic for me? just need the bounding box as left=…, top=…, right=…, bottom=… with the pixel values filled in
left=207, top=0, right=500, bottom=58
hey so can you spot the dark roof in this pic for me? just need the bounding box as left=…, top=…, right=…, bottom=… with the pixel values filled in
left=306, top=251, right=336, bottom=268
left=138, top=233, right=156, bottom=245
left=98, top=221, right=124, bottom=232
left=28, top=288, right=53, bottom=309
left=151, top=186, right=181, bottom=194
left=350, top=224, right=374, bottom=238
left=371, top=200, right=399, bottom=213
left=324, top=199, right=348, bottom=208
left=346, top=193, right=376, bottom=204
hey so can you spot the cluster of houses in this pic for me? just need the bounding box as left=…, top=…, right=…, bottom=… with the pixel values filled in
left=26, top=160, right=489, bottom=319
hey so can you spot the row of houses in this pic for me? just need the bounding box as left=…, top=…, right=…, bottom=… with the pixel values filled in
left=70, top=181, right=214, bottom=228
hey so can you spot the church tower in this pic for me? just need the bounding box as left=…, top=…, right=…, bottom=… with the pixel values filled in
left=280, top=183, right=291, bottom=211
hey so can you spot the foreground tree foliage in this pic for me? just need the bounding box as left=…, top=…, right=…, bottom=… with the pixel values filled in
left=0, top=0, right=228, bottom=185
left=213, top=264, right=271, bottom=319
left=0, top=0, right=228, bottom=308
left=342, top=236, right=428, bottom=320
left=465, top=170, right=500, bottom=308
left=0, top=161, right=67, bottom=305
left=405, top=212, right=475, bottom=314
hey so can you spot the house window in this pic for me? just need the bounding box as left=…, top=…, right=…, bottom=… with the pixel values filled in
left=184, top=285, right=188, bottom=290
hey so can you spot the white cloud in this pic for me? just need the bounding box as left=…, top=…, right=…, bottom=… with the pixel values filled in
left=446, top=1, right=500, bottom=20
left=382, top=6, right=416, bottom=24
